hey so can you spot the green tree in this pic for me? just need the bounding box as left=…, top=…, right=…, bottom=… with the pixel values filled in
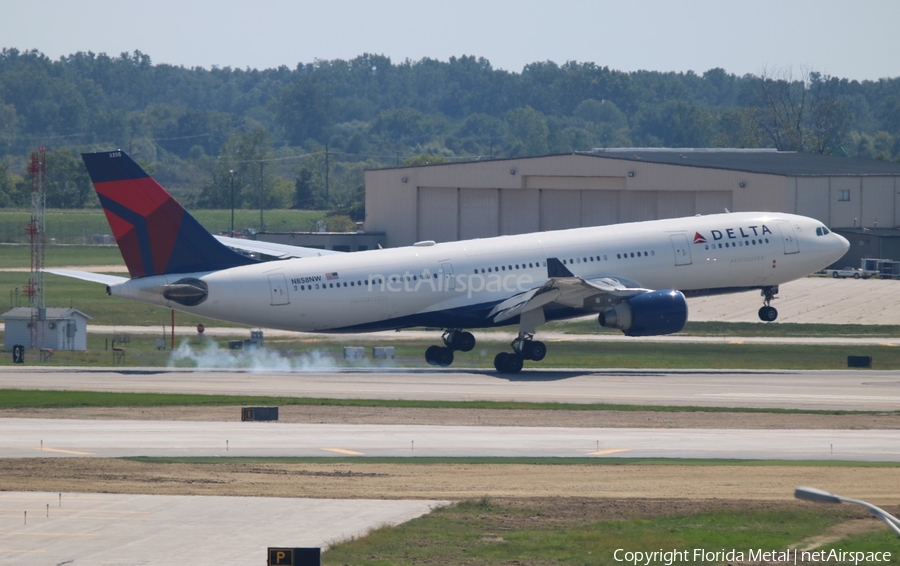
left=754, top=68, right=850, bottom=154
left=0, top=161, right=26, bottom=207
left=505, top=106, right=549, bottom=155
left=273, top=75, right=335, bottom=145
left=198, top=129, right=272, bottom=208
left=403, top=153, right=446, bottom=166
left=45, top=149, right=93, bottom=208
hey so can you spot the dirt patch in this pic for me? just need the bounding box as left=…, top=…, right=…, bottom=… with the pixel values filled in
left=2, top=458, right=899, bottom=504
left=3, top=405, right=898, bottom=429
left=794, top=517, right=888, bottom=551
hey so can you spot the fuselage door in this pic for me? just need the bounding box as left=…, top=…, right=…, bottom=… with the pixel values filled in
left=670, top=233, right=692, bottom=266
left=777, top=222, right=800, bottom=254
left=267, top=273, right=290, bottom=305
left=440, top=262, right=456, bottom=291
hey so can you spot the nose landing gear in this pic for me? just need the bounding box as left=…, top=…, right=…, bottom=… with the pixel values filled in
left=758, top=286, right=779, bottom=322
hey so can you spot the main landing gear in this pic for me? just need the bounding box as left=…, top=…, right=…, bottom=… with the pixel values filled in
left=758, top=285, right=779, bottom=322
left=424, top=329, right=475, bottom=367
left=493, top=332, right=546, bottom=374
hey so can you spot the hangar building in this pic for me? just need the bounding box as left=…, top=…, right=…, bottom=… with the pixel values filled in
left=364, top=149, right=900, bottom=265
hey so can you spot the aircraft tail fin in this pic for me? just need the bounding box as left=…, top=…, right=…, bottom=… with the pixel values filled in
left=81, top=150, right=258, bottom=278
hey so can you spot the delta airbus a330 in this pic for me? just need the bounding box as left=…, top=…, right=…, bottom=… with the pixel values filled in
left=51, top=150, right=850, bottom=373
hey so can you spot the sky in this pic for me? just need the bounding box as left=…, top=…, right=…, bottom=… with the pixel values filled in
left=3, top=0, right=899, bottom=81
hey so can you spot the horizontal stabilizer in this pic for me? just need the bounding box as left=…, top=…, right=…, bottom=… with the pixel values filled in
left=214, top=235, right=344, bottom=259
left=45, top=269, right=128, bottom=286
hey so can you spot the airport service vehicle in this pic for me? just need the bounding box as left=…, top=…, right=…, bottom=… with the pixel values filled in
left=51, top=150, right=850, bottom=373
left=823, top=266, right=874, bottom=279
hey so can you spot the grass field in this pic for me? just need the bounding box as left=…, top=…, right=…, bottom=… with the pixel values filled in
left=5, top=389, right=895, bottom=416
left=0, top=208, right=327, bottom=244
left=321, top=501, right=892, bottom=565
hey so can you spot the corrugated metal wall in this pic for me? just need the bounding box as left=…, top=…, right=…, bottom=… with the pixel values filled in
left=459, top=188, right=499, bottom=239
left=796, top=178, right=830, bottom=225
left=417, top=187, right=457, bottom=242
left=415, top=186, right=739, bottom=243
left=862, top=177, right=894, bottom=228
left=500, top=189, right=540, bottom=235
left=367, top=155, right=900, bottom=247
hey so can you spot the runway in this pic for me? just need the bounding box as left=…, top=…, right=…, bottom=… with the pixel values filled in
left=2, top=366, right=899, bottom=411
left=0, top=491, right=443, bottom=566
left=2, top=363, right=897, bottom=564
left=1, top=418, right=898, bottom=461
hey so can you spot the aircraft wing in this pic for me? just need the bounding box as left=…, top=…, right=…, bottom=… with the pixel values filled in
left=214, top=235, right=345, bottom=260
left=488, top=258, right=650, bottom=323
left=45, top=269, right=128, bottom=286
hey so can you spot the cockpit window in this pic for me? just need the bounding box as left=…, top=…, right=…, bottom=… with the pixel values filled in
left=815, top=227, right=831, bottom=236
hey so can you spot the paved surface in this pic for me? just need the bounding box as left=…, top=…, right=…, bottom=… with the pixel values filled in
left=1, top=418, right=897, bottom=461
left=3, top=366, right=899, bottom=411
left=0, top=491, right=443, bottom=566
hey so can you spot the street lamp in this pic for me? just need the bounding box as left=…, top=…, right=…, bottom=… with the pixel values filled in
left=795, top=486, right=900, bottom=537
left=229, top=169, right=235, bottom=238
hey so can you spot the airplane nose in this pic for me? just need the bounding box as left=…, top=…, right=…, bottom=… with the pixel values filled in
left=836, top=233, right=850, bottom=252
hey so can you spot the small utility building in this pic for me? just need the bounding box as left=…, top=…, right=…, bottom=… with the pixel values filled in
left=2, top=307, right=91, bottom=351
left=365, top=149, right=900, bottom=255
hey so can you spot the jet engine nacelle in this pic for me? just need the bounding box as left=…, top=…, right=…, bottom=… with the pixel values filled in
left=598, top=290, right=687, bottom=336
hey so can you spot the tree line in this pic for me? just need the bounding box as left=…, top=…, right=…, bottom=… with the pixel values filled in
left=1, top=48, right=899, bottom=216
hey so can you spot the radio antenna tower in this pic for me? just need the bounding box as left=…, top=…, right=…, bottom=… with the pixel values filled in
left=24, top=147, right=46, bottom=348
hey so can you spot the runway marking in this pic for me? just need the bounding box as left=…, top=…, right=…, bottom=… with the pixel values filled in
left=587, top=448, right=631, bottom=456
left=32, top=447, right=92, bottom=455
left=729, top=340, right=744, bottom=344
left=701, top=393, right=900, bottom=402
left=0, top=531, right=99, bottom=537
left=322, top=448, right=364, bottom=455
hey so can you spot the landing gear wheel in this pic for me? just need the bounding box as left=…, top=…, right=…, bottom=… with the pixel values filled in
left=434, top=347, right=454, bottom=367
left=758, top=306, right=778, bottom=322
left=455, top=331, right=476, bottom=352
left=493, top=352, right=524, bottom=374
left=425, top=345, right=441, bottom=366
left=522, top=340, right=547, bottom=361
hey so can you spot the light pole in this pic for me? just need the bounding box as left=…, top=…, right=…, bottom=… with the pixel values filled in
left=795, top=486, right=900, bottom=537
left=229, top=169, right=235, bottom=238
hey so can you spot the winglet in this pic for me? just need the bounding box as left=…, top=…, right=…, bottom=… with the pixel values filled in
left=82, top=150, right=259, bottom=278
left=546, top=257, right=575, bottom=278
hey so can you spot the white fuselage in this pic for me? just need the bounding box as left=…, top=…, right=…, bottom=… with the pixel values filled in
left=110, top=212, right=849, bottom=332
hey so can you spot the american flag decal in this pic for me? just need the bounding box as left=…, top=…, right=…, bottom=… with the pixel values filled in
left=326, top=272, right=339, bottom=280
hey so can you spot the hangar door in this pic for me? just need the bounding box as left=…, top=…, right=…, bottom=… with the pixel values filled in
left=459, top=188, right=499, bottom=239
left=417, top=187, right=458, bottom=242
left=540, top=189, right=581, bottom=231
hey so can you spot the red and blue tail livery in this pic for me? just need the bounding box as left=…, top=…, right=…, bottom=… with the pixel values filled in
left=82, top=150, right=258, bottom=278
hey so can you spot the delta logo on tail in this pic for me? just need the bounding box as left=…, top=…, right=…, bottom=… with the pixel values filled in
left=693, top=224, right=773, bottom=244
